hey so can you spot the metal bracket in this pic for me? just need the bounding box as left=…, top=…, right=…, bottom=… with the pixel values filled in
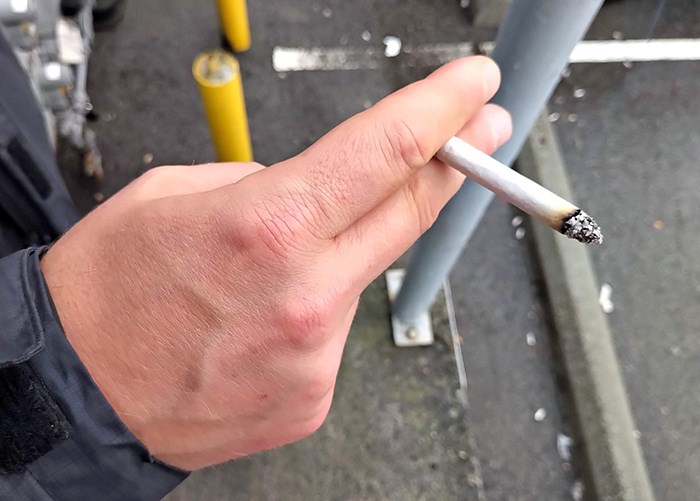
left=385, top=269, right=434, bottom=347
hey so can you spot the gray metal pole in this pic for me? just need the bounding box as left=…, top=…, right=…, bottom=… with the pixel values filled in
left=393, top=0, right=605, bottom=325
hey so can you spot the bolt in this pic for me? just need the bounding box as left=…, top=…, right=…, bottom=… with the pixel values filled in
left=406, top=327, right=418, bottom=340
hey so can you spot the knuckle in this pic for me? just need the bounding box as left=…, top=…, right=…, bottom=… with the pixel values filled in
left=380, top=118, right=431, bottom=172
left=241, top=199, right=302, bottom=259
left=297, top=401, right=332, bottom=439
left=293, top=181, right=335, bottom=236
left=278, top=294, right=333, bottom=350
left=137, top=165, right=171, bottom=185
left=239, top=187, right=326, bottom=258
left=301, top=371, right=336, bottom=403
left=128, top=166, right=181, bottom=200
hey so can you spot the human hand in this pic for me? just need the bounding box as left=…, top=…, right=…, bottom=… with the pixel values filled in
left=40, top=56, right=511, bottom=471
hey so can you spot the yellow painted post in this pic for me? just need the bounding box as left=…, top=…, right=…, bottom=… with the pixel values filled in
left=216, top=0, right=251, bottom=53
left=193, top=50, right=253, bottom=162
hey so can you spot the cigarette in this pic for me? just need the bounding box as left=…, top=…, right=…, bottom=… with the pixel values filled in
left=437, top=137, right=603, bottom=245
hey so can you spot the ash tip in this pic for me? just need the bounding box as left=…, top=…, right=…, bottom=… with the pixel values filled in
left=563, top=210, right=603, bottom=245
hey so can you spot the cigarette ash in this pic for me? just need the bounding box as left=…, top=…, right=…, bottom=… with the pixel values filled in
left=562, top=210, right=603, bottom=245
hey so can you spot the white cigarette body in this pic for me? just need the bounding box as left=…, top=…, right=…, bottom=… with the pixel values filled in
left=437, top=137, right=602, bottom=244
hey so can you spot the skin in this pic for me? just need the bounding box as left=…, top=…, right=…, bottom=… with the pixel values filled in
left=41, top=57, right=512, bottom=471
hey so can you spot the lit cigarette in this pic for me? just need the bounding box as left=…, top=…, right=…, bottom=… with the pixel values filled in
left=437, top=137, right=603, bottom=245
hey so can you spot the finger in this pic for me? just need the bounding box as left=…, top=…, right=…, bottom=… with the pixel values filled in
left=177, top=162, right=266, bottom=193
left=332, top=104, right=512, bottom=293
left=127, top=162, right=265, bottom=201
left=227, top=56, right=501, bottom=239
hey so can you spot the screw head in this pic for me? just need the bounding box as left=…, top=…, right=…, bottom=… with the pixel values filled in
left=406, top=327, right=418, bottom=340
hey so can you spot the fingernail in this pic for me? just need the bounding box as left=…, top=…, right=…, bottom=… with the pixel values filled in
left=495, top=108, right=513, bottom=145
left=481, top=57, right=501, bottom=97
left=487, top=105, right=512, bottom=147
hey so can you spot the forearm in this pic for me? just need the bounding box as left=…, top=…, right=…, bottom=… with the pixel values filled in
left=0, top=248, right=187, bottom=500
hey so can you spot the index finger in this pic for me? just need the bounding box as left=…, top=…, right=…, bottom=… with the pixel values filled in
left=236, top=56, right=501, bottom=239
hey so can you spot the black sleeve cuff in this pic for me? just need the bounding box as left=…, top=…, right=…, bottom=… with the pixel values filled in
left=0, top=247, right=188, bottom=500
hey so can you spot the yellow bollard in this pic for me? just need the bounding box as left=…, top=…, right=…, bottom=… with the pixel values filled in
left=193, top=50, right=253, bottom=163
left=216, top=0, right=251, bottom=53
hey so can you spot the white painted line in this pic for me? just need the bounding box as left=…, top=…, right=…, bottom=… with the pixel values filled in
left=569, top=39, right=700, bottom=63
left=407, top=42, right=475, bottom=63
left=443, top=279, right=468, bottom=391
left=273, top=43, right=474, bottom=72
left=273, top=39, right=700, bottom=72
left=273, top=46, right=383, bottom=72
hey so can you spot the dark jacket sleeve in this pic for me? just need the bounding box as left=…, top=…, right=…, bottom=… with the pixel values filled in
left=0, top=247, right=188, bottom=500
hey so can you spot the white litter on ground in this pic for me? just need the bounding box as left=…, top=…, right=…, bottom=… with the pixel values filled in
left=599, top=283, right=614, bottom=313
left=557, top=433, right=574, bottom=461
left=511, top=215, right=523, bottom=227
left=383, top=36, right=402, bottom=57
left=515, top=227, right=526, bottom=240
left=526, top=332, right=536, bottom=347
left=571, top=480, right=584, bottom=501
left=534, top=408, right=547, bottom=422
left=361, top=30, right=371, bottom=42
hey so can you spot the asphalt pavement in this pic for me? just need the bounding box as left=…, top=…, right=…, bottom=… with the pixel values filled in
left=553, top=56, right=700, bottom=501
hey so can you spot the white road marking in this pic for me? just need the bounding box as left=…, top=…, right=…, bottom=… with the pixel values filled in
left=443, top=279, right=468, bottom=391
left=273, top=43, right=474, bottom=72
left=569, top=39, right=700, bottom=63
left=273, top=39, right=700, bottom=72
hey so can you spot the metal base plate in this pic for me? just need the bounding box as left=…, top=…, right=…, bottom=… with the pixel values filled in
left=385, top=269, right=434, bottom=347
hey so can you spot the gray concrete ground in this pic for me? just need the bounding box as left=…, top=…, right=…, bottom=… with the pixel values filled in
left=54, top=0, right=700, bottom=499
left=447, top=203, right=574, bottom=500
left=547, top=4, right=700, bottom=499
left=553, top=60, right=700, bottom=501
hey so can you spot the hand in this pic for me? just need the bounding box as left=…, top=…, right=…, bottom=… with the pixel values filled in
left=41, top=56, right=512, bottom=471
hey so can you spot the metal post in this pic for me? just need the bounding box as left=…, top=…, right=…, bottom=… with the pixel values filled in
left=393, top=0, right=605, bottom=325
left=193, top=50, right=253, bottom=162
left=217, top=0, right=252, bottom=53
